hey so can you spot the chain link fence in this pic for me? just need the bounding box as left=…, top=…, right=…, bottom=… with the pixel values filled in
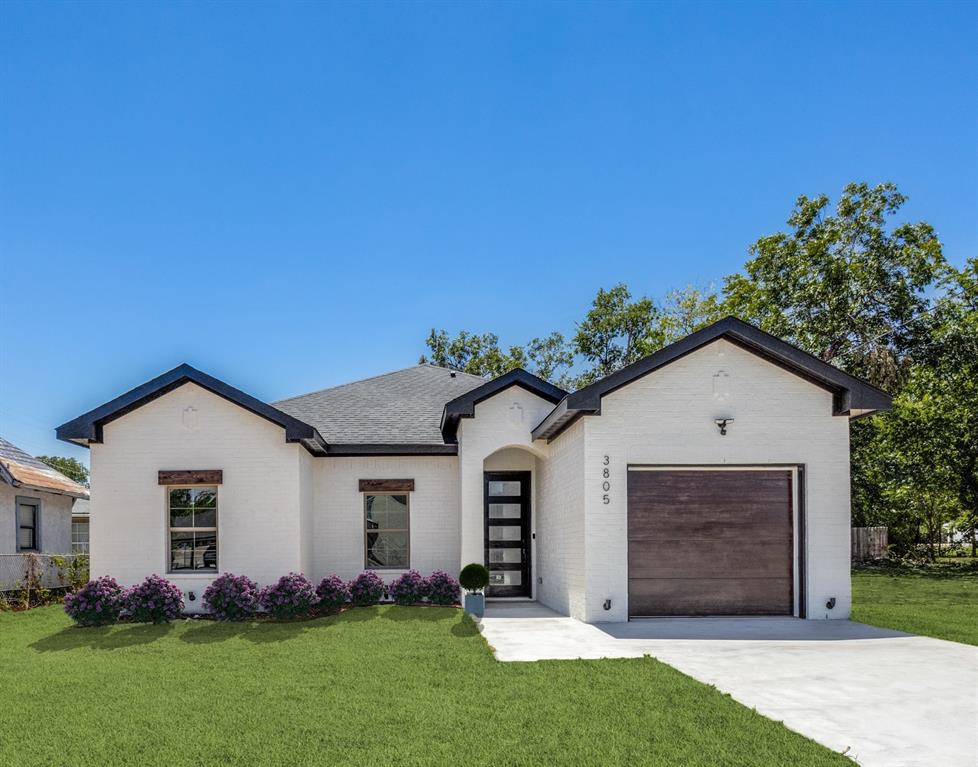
left=0, top=553, right=89, bottom=592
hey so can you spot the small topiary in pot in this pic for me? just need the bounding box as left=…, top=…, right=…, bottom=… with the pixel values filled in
left=126, top=574, right=185, bottom=623
left=348, top=571, right=386, bottom=607
left=459, top=563, right=490, bottom=618
left=426, top=570, right=460, bottom=606
left=203, top=573, right=260, bottom=620
left=259, top=572, right=318, bottom=620
left=64, top=576, right=126, bottom=626
left=315, top=575, right=351, bottom=612
left=388, top=570, right=429, bottom=606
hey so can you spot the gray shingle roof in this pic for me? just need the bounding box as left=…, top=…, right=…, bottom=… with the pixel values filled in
left=274, top=365, right=487, bottom=445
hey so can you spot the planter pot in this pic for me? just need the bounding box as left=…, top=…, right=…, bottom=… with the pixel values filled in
left=464, top=592, right=485, bottom=618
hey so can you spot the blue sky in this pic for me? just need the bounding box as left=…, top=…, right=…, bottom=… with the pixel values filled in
left=1, top=1, right=975, bottom=465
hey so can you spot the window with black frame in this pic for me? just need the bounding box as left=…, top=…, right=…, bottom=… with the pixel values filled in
left=168, top=487, right=217, bottom=572
left=364, top=493, right=409, bottom=569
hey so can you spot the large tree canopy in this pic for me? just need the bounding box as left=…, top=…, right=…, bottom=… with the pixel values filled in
left=723, top=182, right=947, bottom=391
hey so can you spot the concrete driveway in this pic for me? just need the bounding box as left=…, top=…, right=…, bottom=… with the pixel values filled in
left=479, top=603, right=978, bottom=767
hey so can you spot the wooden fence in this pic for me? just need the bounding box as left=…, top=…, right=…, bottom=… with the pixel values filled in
left=852, top=527, right=888, bottom=562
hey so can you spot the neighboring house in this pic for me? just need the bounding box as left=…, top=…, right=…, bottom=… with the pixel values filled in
left=56, top=317, right=890, bottom=622
left=71, top=498, right=90, bottom=553
left=0, top=436, right=89, bottom=558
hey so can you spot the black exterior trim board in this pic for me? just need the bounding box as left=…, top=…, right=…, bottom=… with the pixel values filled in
left=56, top=364, right=326, bottom=455
left=441, top=368, right=566, bottom=442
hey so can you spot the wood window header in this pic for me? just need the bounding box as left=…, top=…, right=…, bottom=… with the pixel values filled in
left=359, top=478, right=414, bottom=493
left=159, top=470, right=223, bottom=486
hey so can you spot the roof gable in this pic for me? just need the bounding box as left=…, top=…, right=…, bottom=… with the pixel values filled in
left=441, top=368, right=567, bottom=442
left=56, top=364, right=324, bottom=453
left=531, top=317, right=892, bottom=441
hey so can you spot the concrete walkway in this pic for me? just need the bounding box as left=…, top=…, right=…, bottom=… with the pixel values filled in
left=479, top=602, right=978, bottom=767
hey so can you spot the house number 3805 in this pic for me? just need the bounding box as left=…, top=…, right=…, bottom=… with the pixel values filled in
left=602, top=455, right=611, bottom=504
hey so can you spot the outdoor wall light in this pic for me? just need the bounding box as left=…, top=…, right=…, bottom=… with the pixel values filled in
left=714, top=417, right=735, bottom=436
left=826, top=597, right=836, bottom=610
left=188, top=591, right=197, bottom=602
left=603, top=599, right=612, bottom=611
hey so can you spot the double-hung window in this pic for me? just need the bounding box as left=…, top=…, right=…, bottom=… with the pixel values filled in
left=168, top=487, right=218, bottom=572
left=16, top=497, right=40, bottom=552
left=364, top=493, right=409, bottom=569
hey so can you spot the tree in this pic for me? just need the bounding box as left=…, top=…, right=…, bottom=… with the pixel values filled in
left=723, top=182, right=947, bottom=391
left=571, top=284, right=662, bottom=387
left=419, top=328, right=575, bottom=385
left=656, top=285, right=724, bottom=344
left=419, top=329, right=527, bottom=378
left=37, top=455, right=89, bottom=486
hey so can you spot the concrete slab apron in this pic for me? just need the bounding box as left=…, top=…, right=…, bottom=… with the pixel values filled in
left=478, top=609, right=978, bottom=767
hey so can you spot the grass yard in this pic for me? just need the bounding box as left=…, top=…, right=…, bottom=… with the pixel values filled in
left=0, top=605, right=847, bottom=767
left=852, top=569, right=978, bottom=646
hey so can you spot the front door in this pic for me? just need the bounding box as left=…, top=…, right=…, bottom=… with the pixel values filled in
left=484, top=471, right=531, bottom=597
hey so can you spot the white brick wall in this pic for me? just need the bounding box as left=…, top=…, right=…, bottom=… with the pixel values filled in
left=457, top=388, right=555, bottom=575
left=582, top=339, right=851, bottom=622
left=0, top=483, right=74, bottom=555
left=90, top=383, right=304, bottom=610
left=535, top=418, right=586, bottom=618
left=311, top=456, right=459, bottom=584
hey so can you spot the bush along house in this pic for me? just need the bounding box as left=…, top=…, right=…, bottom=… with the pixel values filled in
left=56, top=317, right=891, bottom=621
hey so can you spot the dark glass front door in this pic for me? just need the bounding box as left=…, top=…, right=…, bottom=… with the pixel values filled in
left=484, top=471, right=531, bottom=597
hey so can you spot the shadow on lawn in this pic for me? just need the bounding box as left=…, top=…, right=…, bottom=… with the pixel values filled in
left=31, top=622, right=175, bottom=652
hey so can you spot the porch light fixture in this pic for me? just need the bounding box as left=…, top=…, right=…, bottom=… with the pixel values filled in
left=714, top=417, right=734, bottom=436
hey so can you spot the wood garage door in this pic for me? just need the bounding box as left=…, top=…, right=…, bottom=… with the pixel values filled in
left=627, top=469, right=793, bottom=617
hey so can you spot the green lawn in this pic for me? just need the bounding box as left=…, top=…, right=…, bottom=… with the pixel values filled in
left=0, top=606, right=846, bottom=767
left=852, top=569, right=978, bottom=645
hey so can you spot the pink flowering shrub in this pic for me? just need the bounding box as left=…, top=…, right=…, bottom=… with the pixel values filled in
left=260, top=572, right=318, bottom=619
left=388, top=570, right=429, bottom=605
left=315, top=575, right=350, bottom=611
left=126, top=574, right=184, bottom=623
left=348, top=571, right=386, bottom=606
left=426, top=570, right=460, bottom=606
left=64, top=576, right=126, bottom=626
left=203, top=573, right=260, bottom=620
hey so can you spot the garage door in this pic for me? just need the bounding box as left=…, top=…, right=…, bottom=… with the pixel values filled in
left=627, top=469, right=793, bottom=617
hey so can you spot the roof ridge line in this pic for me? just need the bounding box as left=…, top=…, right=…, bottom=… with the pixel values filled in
left=274, top=364, right=486, bottom=404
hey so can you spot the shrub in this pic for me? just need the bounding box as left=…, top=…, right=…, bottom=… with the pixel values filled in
left=126, top=574, right=184, bottom=623
left=260, top=572, right=318, bottom=619
left=426, top=570, right=460, bottom=605
left=64, top=576, right=126, bottom=626
left=315, top=575, right=351, bottom=611
left=348, top=571, right=386, bottom=606
left=459, top=563, right=490, bottom=593
left=388, top=570, right=429, bottom=606
left=203, top=573, right=260, bottom=620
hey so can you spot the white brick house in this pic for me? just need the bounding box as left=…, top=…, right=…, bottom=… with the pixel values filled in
left=57, top=318, right=890, bottom=622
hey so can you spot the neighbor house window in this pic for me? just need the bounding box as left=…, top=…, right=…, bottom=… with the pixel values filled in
left=364, top=493, right=409, bottom=569
left=16, top=497, right=40, bottom=552
left=71, top=520, right=89, bottom=553
left=168, top=487, right=217, bottom=572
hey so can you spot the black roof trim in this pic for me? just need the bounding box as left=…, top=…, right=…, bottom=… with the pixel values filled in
left=56, top=364, right=326, bottom=454
left=441, top=368, right=567, bottom=442
left=531, top=316, right=892, bottom=442
left=325, top=443, right=459, bottom=457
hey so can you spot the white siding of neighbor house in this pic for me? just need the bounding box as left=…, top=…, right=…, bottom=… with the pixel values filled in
left=89, top=382, right=304, bottom=611
left=311, top=456, right=459, bottom=584
left=535, top=418, right=586, bottom=618
left=0, top=483, right=74, bottom=555
left=457, top=388, right=555, bottom=583
left=581, top=338, right=852, bottom=623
